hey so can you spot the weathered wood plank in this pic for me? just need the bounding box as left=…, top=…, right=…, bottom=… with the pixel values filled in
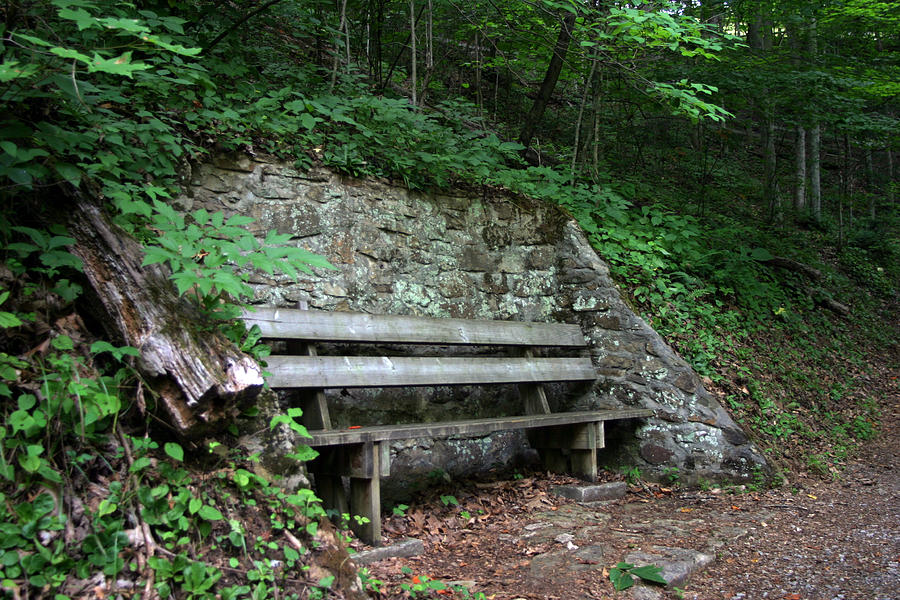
left=264, top=356, right=596, bottom=388
left=242, top=308, right=588, bottom=347
left=306, top=409, right=653, bottom=446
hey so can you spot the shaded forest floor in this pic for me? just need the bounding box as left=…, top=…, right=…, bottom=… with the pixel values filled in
left=358, top=364, right=899, bottom=599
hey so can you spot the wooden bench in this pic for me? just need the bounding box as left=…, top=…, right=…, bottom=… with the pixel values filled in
left=241, top=307, right=652, bottom=544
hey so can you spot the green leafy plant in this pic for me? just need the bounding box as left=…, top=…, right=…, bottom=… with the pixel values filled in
left=621, top=465, right=642, bottom=485
left=141, top=203, right=335, bottom=309
left=663, top=467, right=680, bottom=486
left=608, top=562, right=668, bottom=591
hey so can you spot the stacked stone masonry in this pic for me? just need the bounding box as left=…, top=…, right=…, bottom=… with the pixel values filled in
left=179, top=154, right=766, bottom=490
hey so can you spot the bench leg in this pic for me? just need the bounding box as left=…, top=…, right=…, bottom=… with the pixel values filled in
left=570, top=448, right=597, bottom=482
left=349, top=442, right=383, bottom=545
left=530, top=422, right=601, bottom=482
left=570, top=422, right=600, bottom=482
left=314, top=473, right=348, bottom=517
left=350, top=475, right=381, bottom=545
left=310, top=448, right=349, bottom=519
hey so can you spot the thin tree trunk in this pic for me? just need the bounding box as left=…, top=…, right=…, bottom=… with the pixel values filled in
left=750, top=7, right=777, bottom=218
left=810, top=123, right=822, bottom=221
left=344, top=2, right=351, bottom=66
left=763, top=117, right=779, bottom=223
left=591, top=70, right=602, bottom=182
left=865, top=149, right=875, bottom=219
left=426, top=0, right=433, bottom=72
left=370, top=0, right=383, bottom=86
left=794, top=126, right=807, bottom=212
left=887, top=148, right=896, bottom=207
left=475, top=31, right=483, bottom=119
left=409, top=0, right=417, bottom=107
left=329, top=0, right=349, bottom=92
left=790, top=20, right=806, bottom=214
left=417, top=0, right=434, bottom=107
left=808, top=17, right=822, bottom=221
left=201, top=0, right=287, bottom=55
left=518, top=11, right=577, bottom=151
left=571, top=58, right=598, bottom=183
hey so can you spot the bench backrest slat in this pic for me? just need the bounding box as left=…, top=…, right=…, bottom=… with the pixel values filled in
left=264, top=356, right=596, bottom=389
left=243, top=308, right=588, bottom=347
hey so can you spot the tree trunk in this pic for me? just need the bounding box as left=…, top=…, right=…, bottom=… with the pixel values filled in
left=329, top=0, right=349, bottom=92
left=571, top=58, right=598, bottom=183
left=369, top=0, right=383, bottom=86
left=763, top=117, right=778, bottom=222
left=409, top=0, right=417, bottom=107
left=68, top=195, right=263, bottom=438
left=794, top=126, right=807, bottom=211
left=518, top=11, right=577, bottom=150
left=808, top=17, right=822, bottom=222
left=790, top=20, right=806, bottom=214
left=865, top=149, right=875, bottom=219
left=750, top=6, right=776, bottom=220
left=475, top=31, right=483, bottom=119
left=888, top=148, right=896, bottom=206
left=810, top=123, right=822, bottom=221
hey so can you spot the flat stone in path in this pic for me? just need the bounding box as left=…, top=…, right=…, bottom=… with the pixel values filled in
left=551, top=481, right=627, bottom=502
left=624, top=546, right=715, bottom=588
left=352, top=538, right=425, bottom=565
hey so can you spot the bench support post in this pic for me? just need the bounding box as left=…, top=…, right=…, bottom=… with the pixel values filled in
left=348, top=442, right=382, bottom=545
left=569, top=422, right=600, bottom=482
left=529, top=421, right=603, bottom=482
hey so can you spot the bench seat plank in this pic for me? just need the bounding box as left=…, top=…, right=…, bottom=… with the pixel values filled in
left=306, top=409, right=653, bottom=446
left=243, top=308, right=588, bottom=347
left=264, top=355, right=597, bottom=388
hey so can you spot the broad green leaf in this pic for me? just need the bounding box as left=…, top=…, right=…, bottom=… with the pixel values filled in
left=0, top=312, right=23, bottom=328
left=198, top=505, right=223, bottom=521
left=609, top=568, right=634, bottom=591
left=10, top=33, right=53, bottom=48
left=130, top=456, right=151, bottom=473
left=164, top=442, right=184, bottom=462
left=90, top=341, right=116, bottom=355
left=98, top=17, right=149, bottom=33
left=55, top=163, right=82, bottom=186
left=139, top=35, right=201, bottom=56
left=97, top=499, right=117, bottom=517
left=189, top=497, right=202, bottom=514
left=58, top=7, right=98, bottom=30
left=87, top=52, right=150, bottom=78
left=51, top=335, right=74, bottom=351
left=49, top=47, right=92, bottom=64
left=631, top=564, right=667, bottom=585
left=142, top=246, right=174, bottom=267
left=225, top=215, right=254, bottom=227
left=750, top=247, right=774, bottom=261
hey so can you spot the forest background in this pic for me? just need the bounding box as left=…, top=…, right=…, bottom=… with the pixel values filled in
left=0, top=0, right=897, bottom=597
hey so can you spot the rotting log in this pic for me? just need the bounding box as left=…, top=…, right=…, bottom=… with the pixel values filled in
left=813, top=294, right=851, bottom=316
left=761, top=255, right=850, bottom=316
left=762, top=255, right=823, bottom=281
left=67, top=194, right=263, bottom=437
